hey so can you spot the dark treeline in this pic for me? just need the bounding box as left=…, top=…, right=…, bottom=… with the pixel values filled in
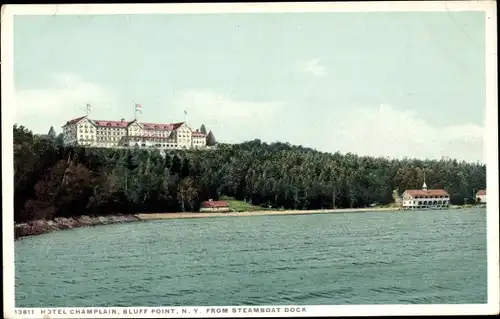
left=14, top=124, right=486, bottom=222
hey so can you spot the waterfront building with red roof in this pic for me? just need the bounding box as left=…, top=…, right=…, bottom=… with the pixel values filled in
left=199, top=199, right=231, bottom=212
left=475, top=189, right=487, bottom=203
left=401, top=179, right=450, bottom=209
left=61, top=116, right=208, bottom=150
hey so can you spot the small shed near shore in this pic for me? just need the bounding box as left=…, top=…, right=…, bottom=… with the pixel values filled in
left=199, top=200, right=231, bottom=212
left=476, top=190, right=487, bottom=203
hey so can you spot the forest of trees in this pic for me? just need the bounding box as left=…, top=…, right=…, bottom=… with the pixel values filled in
left=13, top=124, right=486, bottom=223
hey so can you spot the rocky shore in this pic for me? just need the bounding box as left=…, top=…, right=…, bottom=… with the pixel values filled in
left=14, top=215, right=141, bottom=240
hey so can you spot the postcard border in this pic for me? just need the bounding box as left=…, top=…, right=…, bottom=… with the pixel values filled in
left=2, top=2, right=498, bottom=318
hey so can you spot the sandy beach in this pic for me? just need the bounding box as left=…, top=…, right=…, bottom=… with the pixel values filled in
left=135, top=207, right=401, bottom=220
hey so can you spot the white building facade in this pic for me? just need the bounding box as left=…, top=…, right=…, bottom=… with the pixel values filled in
left=475, top=190, right=486, bottom=203
left=62, top=116, right=207, bottom=150
left=401, top=182, right=450, bottom=209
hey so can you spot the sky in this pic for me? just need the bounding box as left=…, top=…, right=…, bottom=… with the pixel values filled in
left=13, top=11, right=486, bottom=162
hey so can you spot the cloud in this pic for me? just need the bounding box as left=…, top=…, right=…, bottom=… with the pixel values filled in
left=13, top=74, right=483, bottom=163
left=311, top=104, right=484, bottom=163
left=14, top=72, right=117, bottom=134
left=303, top=58, right=327, bottom=77
left=173, top=90, right=284, bottom=143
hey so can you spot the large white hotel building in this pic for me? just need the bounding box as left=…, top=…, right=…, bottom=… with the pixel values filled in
left=62, top=116, right=209, bottom=150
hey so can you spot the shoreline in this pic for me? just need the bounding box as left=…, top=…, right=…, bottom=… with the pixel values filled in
left=14, top=208, right=399, bottom=240
left=135, top=207, right=401, bottom=220
left=15, top=205, right=482, bottom=239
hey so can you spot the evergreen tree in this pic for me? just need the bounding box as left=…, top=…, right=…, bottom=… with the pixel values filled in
left=200, top=124, right=207, bottom=135
left=55, top=133, right=64, bottom=146
left=206, top=131, right=216, bottom=146
left=47, top=126, right=56, bottom=139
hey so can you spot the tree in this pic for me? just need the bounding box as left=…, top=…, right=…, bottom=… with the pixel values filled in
left=171, top=154, right=183, bottom=174
left=122, top=151, right=139, bottom=202
left=200, top=124, right=207, bottom=135
left=26, top=160, right=68, bottom=220
left=55, top=162, right=94, bottom=217
left=177, top=177, right=199, bottom=212
left=206, top=131, right=217, bottom=146
left=392, top=189, right=402, bottom=206
left=55, top=133, right=64, bottom=146
left=181, top=157, right=191, bottom=178
left=48, top=126, right=57, bottom=139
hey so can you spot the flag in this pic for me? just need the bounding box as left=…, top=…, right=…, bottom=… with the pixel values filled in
left=85, top=103, right=92, bottom=113
left=184, top=110, right=187, bottom=115
left=135, top=103, right=143, bottom=114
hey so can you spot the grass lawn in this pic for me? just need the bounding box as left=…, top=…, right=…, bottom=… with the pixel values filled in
left=220, top=196, right=269, bottom=212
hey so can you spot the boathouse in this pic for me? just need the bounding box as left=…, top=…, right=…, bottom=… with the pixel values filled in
left=401, top=181, right=450, bottom=209
left=475, top=190, right=487, bottom=203
left=199, top=199, right=231, bottom=212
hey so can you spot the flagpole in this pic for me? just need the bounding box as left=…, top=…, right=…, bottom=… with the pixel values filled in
left=133, top=100, right=137, bottom=121
left=85, top=103, right=91, bottom=117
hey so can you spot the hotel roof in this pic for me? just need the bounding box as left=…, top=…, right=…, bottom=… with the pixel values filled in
left=63, top=117, right=190, bottom=131
left=62, top=116, right=86, bottom=127
left=404, top=189, right=450, bottom=197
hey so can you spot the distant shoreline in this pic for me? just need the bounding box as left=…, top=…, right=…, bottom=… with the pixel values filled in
left=14, top=208, right=399, bottom=240
left=135, top=207, right=401, bottom=221
left=135, top=203, right=485, bottom=221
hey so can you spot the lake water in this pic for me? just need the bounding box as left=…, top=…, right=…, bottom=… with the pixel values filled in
left=15, top=208, right=487, bottom=307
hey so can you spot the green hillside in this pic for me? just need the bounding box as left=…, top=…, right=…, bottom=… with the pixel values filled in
left=13, top=124, right=486, bottom=222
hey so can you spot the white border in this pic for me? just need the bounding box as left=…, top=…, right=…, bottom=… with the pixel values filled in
left=2, top=2, right=498, bottom=318
left=484, top=0, right=499, bottom=312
